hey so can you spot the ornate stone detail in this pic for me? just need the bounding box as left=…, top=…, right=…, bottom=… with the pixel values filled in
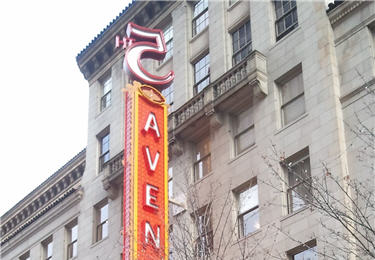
left=76, top=1, right=174, bottom=81
left=0, top=158, right=85, bottom=244
left=169, top=137, right=184, bottom=158
left=328, top=1, right=366, bottom=25
left=170, top=50, right=268, bottom=133
left=101, top=150, right=124, bottom=197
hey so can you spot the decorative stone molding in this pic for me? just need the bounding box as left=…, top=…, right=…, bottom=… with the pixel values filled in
left=169, top=137, right=184, bottom=158
left=101, top=150, right=124, bottom=196
left=0, top=158, right=85, bottom=244
left=76, top=1, right=175, bottom=82
left=328, top=1, right=366, bottom=25
left=170, top=50, right=268, bottom=135
left=1, top=185, right=83, bottom=246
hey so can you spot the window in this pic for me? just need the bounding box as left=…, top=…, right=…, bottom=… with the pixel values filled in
left=235, top=178, right=259, bottom=237
left=233, top=106, right=255, bottom=155
left=229, top=0, right=239, bottom=6
left=168, top=167, right=173, bottom=199
left=161, top=24, right=173, bottom=63
left=283, top=148, right=312, bottom=214
left=66, top=220, right=78, bottom=259
left=287, top=240, right=317, bottom=260
left=278, top=66, right=305, bottom=126
left=193, top=53, right=210, bottom=94
left=99, top=131, right=110, bottom=171
left=42, top=236, right=53, bottom=260
left=232, top=20, right=252, bottom=65
left=19, top=251, right=30, bottom=260
left=95, top=201, right=109, bottom=242
left=162, top=83, right=174, bottom=112
left=192, top=0, right=209, bottom=36
left=193, top=205, right=213, bottom=258
left=101, top=76, right=112, bottom=111
left=274, top=0, right=298, bottom=41
left=193, top=136, right=211, bottom=182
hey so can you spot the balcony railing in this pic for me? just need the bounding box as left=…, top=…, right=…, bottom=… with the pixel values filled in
left=170, top=50, right=267, bottom=132
left=102, top=150, right=124, bottom=182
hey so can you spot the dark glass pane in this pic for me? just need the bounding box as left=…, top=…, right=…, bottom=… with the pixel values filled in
left=241, top=207, right=259, bottom=236
left=292, top=9, right=298, bottom=23
left=285, top=13, right=293, bottom=28
left=283, top=0, right=290, bottom=13
left=239, top=26, right=245, bottom=47
left=246, top=21, right=251, bottom=41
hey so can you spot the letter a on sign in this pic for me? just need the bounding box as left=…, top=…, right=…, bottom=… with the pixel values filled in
left=144, top=112, right=160, bottom=138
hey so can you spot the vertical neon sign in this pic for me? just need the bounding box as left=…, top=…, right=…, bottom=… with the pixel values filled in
left=117, top=22, right=174, bottom=260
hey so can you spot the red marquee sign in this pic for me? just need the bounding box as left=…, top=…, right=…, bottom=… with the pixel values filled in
left=118, top=22, right=174, bottom=260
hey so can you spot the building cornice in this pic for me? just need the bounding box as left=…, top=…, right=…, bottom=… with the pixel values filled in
left=0, top=150, right=86, bottom=245
left=328, top=1, right=366, bottom=25
left=76, top=1, right=176, bottom=83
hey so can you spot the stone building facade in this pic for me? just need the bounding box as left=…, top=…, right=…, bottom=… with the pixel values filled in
left=1, top=1, right=374, bottom=259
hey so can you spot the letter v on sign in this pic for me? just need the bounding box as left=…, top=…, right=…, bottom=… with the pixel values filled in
left=145, top=146, right=160, bottom=172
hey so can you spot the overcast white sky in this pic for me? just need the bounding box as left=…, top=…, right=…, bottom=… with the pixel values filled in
left=0, top=0, right=131, bottom=216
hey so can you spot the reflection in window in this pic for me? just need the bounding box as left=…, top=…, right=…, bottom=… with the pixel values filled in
left=287, top=240, right=317, bottom=260
left=233, top=106, right=255, bottom=155
left=161, top=24, right=173, bottom=63
left=67, top=221, right=78, bottom=259
left=168, top=167, right=173, bottom=199
left=96, top=202, right=109, bottom=241
left=274, top=0, right=298, bottom=41
left=279, top=66, right=305, bottom=126
left=194, top=136, right=211, bottom=182
left=236, top=178, right=259, bottom=237
left=193, top=0, right=209, bottom=36
left=193, top=205, right=213, bottom=258
left=101, top=76, right=112, bottom=111
left=42, top=237, right=53, bottom=260
left=194, top=54, right=210, bottom=94
left=99, top=132, right=110, bottom=171
left=232, top=21, right=252, bottom=65
left=162, top=84, right=174, bottom=112
left=283, top=148, right=312, bottom=214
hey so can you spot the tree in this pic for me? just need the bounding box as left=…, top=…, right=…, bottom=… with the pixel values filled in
left=168, top=158, right=270, bottom=260
left=261, top=85, right=375, bottom=259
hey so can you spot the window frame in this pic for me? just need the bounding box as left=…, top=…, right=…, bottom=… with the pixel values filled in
left=192, top=205, right=213, bottom=258
left=160, top=24, right=173, bottom=64
left=282, top=148, right=312, bottom=214
left=168, top=167, right=173, bottom=199
left=192, top=0, right=209, bottom=36
left=162, top=83, right=174, bottom=112
left=274, top=0, right=298, bottom=41
left=232, top=20, right=252, bottom=65
left=19, top=251, right=30, bottom=260
left=98, top=130, right=110, bottom=172
left=95, top=201, right=109, bottom=242
left=42, top=236, right=53, bottom=260
left=232, top=106, right=255, bottom=155
left=100, top=75, right=112, bottom=111
left=278, top=65, right=305, bottom=126
left=193, top=136, right=212, bottom=182
left=287, top=239, right=317, bottom=260
left=193, top=53, right=210, bottom=95
left=66, top=220, right=78, bottom=260
left=235, top=178, right=259, bottom=238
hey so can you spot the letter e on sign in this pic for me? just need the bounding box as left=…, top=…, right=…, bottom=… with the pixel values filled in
left=145, top=184, right=159, bottom=210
